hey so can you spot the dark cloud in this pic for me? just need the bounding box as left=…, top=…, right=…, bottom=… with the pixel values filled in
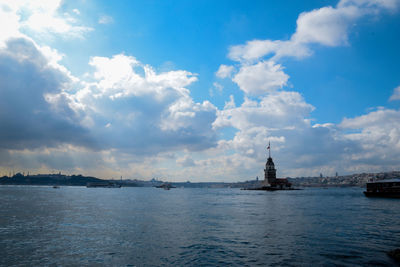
left=0, top=39, right=218, bottom=175
left=0, top=38, right=94, bottom=150
left=84, top=91, right=217, bottom=155
left=276, top=126, right=362, bottom=170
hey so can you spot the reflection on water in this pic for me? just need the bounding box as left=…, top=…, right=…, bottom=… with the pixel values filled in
left=0, top=186, right=399, bottom=266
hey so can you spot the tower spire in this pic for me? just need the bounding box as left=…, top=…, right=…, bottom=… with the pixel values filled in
left=267, top=141, right=271, bottom=158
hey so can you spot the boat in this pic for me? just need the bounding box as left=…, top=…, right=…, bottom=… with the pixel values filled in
left=52, top=185, right=60, bottom=189
left=364, top=179, right=400, bottom=198
left=155, top=183, right=176, bottom=190
left=86, top=182, right=121, bottom=188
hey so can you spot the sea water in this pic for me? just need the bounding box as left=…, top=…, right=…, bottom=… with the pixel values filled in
left=0, top=186, right=399, bottom=266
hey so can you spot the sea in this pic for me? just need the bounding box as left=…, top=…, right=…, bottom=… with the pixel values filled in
left=0, top=186, right=399, bottom=266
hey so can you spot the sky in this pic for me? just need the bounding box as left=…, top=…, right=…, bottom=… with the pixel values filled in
left=0, top=0, right=400, bottom=182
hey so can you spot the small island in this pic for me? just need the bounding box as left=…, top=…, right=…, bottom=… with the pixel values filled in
left=244, top=142, right=298, bottom=191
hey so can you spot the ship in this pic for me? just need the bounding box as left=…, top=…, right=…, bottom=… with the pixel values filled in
left=155, top=183, right=176, bottom=190
left=86, top=182, right=121, bottom=188
left=364, top=179, right=400, bottom=198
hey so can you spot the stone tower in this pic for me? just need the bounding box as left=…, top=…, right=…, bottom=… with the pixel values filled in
left=264, top=156, right=277, bottom=185
left=264, top=142, right=277, bottom=185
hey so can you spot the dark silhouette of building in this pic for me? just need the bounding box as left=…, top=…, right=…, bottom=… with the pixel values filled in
left=264, top=156, right=277, bottom=184
left=263, top=142, right=291, bottom=189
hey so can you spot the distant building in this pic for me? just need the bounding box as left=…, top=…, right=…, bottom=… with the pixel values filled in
left=263, top=142, right=291, bottom=189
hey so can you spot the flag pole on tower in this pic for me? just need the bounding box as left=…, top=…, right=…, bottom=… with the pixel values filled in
left=267, top=141, right=271, bottom=158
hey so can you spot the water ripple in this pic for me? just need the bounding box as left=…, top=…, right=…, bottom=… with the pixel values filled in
left=0, top=186, right=399, bottom=266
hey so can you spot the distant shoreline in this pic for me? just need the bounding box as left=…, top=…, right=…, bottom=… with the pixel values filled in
left=1, top=170, right=399, bottom=188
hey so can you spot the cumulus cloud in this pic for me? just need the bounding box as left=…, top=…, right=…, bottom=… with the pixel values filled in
left=232, top=61, right=289, bottom=95
left=204, top=115, right=361, bottom=179
left=0, top=5, right=21, bottom=46
left=0, top=37, right=92, bottom=150
left=86, top=54, right=197, bottom=100
left=63, top=53, right=218, bottom=155
left=216, top=64, right=235, bottom=78
left=338, top=0, right=399, bottom=10
left=0, top=13, right=218, bottom=177
left=208, top=0, right=400, bottom=178
left=228, top=0, right=396, bottom=62
left=228, top=40, right=287, bottom=62
left=176, top=155, right=196, bottom=167
left=203, top=0, right=400, bottom=179
left=214, top=91, right=314, bottom=130
left=0, top=0, right=92, bottom=40
left=0, top=48, right=219, bottom=178
left=389, top=85, right=400, bottom=101
left=209, top=93, right=400, bottom=178
left=340, top=108, right=400, bottom=166
left=1, top=0, right=399, bottom=181
left=210, top=91, right=336, bottom=177
left=210, top=91, right=400, bottom=178
left=292, top=5, right=361, bottom=47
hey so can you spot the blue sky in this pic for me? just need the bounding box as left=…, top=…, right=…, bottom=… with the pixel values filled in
left=53, top=0, right=400, bottom=120
left=0, top=0, right=400, bottom=181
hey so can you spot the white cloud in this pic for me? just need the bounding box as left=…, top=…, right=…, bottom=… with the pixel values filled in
left=1, top=0, right=399, bottom=181
left=210, top=98, right=400, bottom=178
left=341, top=108, right=400, bottom=129
left=207, top=0, right=400, bottom=179
left=209, top=105, right=355, bottom=179
left=338, top=0, right=399, bottom=10
left=160, top=97, right=216, bottom=133
left=228, top=39, right=282, bottom=62
left=340, top=108, right=400, bottom=166
left=232, top=61, right=289, bottom=95
left=214, top=91, right=314, bottom=131
left=24, top=13, right=92, bottom=38
left=0, top=6, right=22, bottom=46
left=0, top=0, right=92, bottom=39
left=0, top=37, right=91, bottom=150
left=291, top=5, right=360, bottom=47
left=176, top=155, right=196, bottom=167
left=389, top=85, right=400, bottom=101
left=68, top=53, right=217, bottom=154
left=98, top=15, right=114, bottom=24
left=87, top=54, right=197, bottom=100
left=216, top=64, right=235, bottom=78
left=227, top=0, right=395, bottom=62
left=0, top=45, right=219, bottom=178
left=0, top=0, right=220, bottom=180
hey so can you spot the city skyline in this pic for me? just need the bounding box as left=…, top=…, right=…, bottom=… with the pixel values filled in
left=0, top=0, right=399, bottom=181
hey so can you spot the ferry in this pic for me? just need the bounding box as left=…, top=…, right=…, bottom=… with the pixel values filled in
left=364, top=179, right=400, bottom=198
left=155, top=183, right=176, bottom=190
